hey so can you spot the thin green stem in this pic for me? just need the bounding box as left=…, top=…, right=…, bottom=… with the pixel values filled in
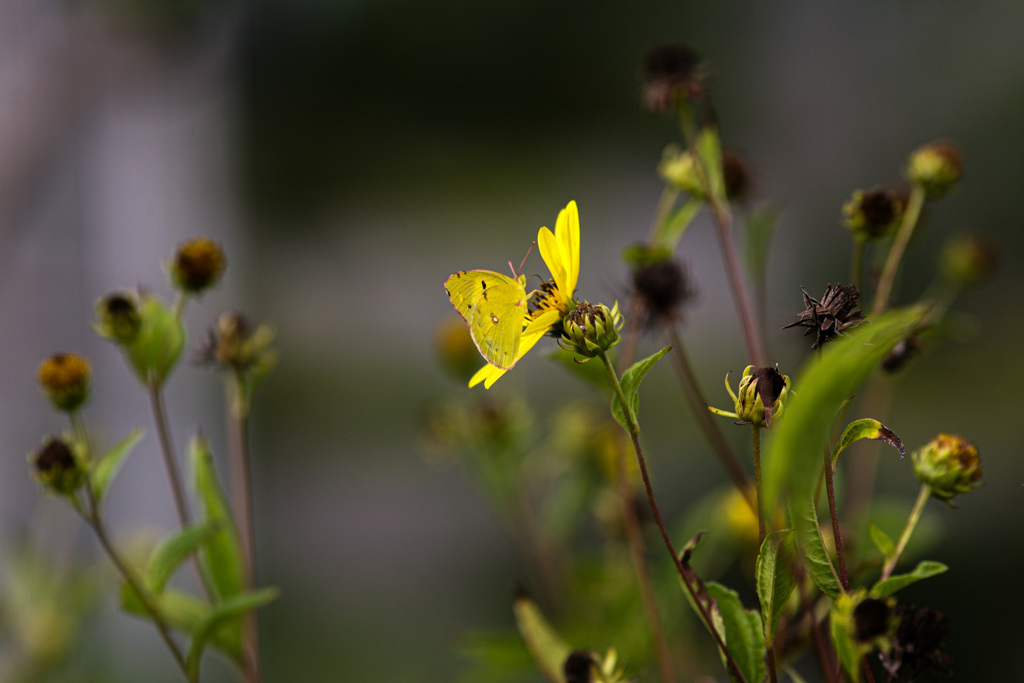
left=148, top=383, right=192, bottom=529
left=665, top=322, right=755, bottom=512
left=598, top=351, right=749, bottom=683
left=227, top=372, right=262, bottom=683
left=824, top=450, right=850, bottom=592
left=881, top=484, right=932, bottom=580
left=752, top=426, right=766, bottom=547
left=872, top=185, right=925, bottom=316
left=614, top=440, right=675, bottom=683
left=83, top=477, right=194, bottom=681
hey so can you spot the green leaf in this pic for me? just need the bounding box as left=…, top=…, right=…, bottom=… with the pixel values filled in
left=706, top=582, right=766, bottom=683
left=91, top=428, right=144, bottom=503
left=512, top=592, right=571, bottom=683
left=830, top=418, right=905, bottom=466
left=829, top=601, right=863, bottom=683
left=755, top=530, right=797, bottom=642
left=611, top=346, right=671, bottom=430
left=695, top=126, right=725, bottom=203
left=190, top=436, right=245, bottom=601
left=764, top=308, right=924, bottom=591
left=869, top=523, right=895, bottom=557
left=658, top=196, right=703, bottom=248
left=186, top=587, right=279, bottom=676
left=790, top=501, right=841, bottom=600
left=144, top=523, right=218, bottom=595
left=871, top=561, right=948, bottom=598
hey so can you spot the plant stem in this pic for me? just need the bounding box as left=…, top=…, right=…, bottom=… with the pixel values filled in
left=148, top=382, right=192, bottom=529
left=824, top=450, right=850, bottom=592
left=752, top=426, right=766, bottom=546
left=665, top=322, right=755, bottom=512
left=598, top=351, right=749, bottom=683
left=614, top=438, right=675, bottom=683
left=83, top=478, right=194, bottom=681
left=881, top=484, right=931, bottom=580
left=227, top=372, right=262, bottom=683
left=872, top=185, right=925, bottom=316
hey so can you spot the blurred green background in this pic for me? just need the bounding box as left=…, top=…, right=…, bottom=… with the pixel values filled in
left=2, top=0, right=1022, bottom=680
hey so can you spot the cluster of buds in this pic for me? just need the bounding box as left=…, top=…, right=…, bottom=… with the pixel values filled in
left=842, top=187, right=904, bottom=241
left=912, top=433, right=982, bottom=502
left=559, top=302, right=623, bottom=360
left=708, top=365, right=790, bottom=429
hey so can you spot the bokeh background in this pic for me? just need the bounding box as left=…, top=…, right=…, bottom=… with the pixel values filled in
left=2, top=0, right=1022, bottom=680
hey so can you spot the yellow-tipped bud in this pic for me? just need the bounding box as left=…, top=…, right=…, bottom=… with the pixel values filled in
left=170, top=237, right=226, bottom=295
left=559, top=302, right=622, bottom=360
left=37, top=353, right=91, bottom=413
left=906, top=142, right=963, bottom=200
left=912, top=434, right=982, bottom=502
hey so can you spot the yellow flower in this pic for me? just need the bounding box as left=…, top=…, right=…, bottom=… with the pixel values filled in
left=470, top=200, right=581, bottom=389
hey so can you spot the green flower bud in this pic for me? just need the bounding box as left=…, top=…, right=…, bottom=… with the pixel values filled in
left=31, top=436, right=85, bottom=496
left=658, top=145, right=704, bottom=196
left=94, top=291, right=142, bottom=345
left=912, top=433, right=982, bottom=502
left=170, top=237, right=226, bottom=295
left=709, top=365, right=791, bottom=428
left=906, top=142, right=963, bottom=200
left=940, top=233, right=998, bottom=287
left=843, top=187, right=903, bottom=241
left=199, top=311, right=277, bottom=373
left=559, top=302, right=622, bottom=360
left=37, top=353, right=91, bottom=413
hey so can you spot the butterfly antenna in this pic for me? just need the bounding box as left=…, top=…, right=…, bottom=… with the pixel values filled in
left=511, top=241, right=536, bottom=277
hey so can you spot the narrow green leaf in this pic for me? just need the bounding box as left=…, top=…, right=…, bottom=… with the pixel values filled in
left=829, top=601, right=862, bottom=683
left=765, top=308, right=924, bottom=591
left=186, top=587, right=279, bottom=675
left=755, top=530, right=797, bottom=641
left=790, top=501, right=841, bottom=600
left=696, top=126, right=725, bottom=202
left=144, top=523, right=217, bottom=595
left=706, top=582, right=766, bottom=683
left=830, top=418, right=905, bottom=466
left=512, top=592, right=571, bottom=683
left=658, top=196, right=703, bottom=248
left=871, top=561, right=948, bottom=598
left=91, top=428, right=144, bottom=503
left=869, top=523, right=895, bottom=557
left=190, top=436, right=245, bottom=601
left=611, top=346, right=671, bottom=430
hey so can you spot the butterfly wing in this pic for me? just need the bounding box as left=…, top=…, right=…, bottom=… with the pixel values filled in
left=445, top=270, right=529, bottom=370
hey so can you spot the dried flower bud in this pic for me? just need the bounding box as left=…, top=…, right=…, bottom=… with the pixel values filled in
left=199, top=311, right=276, bottom=373
left=853, top=598, right=893, bottom=643
left=37, top=353, right=91, bottom=412
left=783, top=283, right=864, bottom=350
left=94, top=291, right=142, bottom=344
left=912, top=433, right=982, bottom=502
left=559, top=302, right=623, bottom=360
left=709, top=365, right=791, bottom=429
left=629, top=250, right=694, bottom=328
left=642, top=43, right=705, bottom=112
left=881, top=335, right=923, bottom=374
left=170, top=237, right=226, bottom=295
left=881, top=604, right=951, bottom=680
left=722, top=150, right=752, bottom=202
left=940, top=233, right=998, bottom=287
left=907, top=142, right=963, bottom=199
left=563, top=650, right=597, bottom=683
left=843, top=187, right=903, bottom=241
left=31, top=436, right=84, bottom=495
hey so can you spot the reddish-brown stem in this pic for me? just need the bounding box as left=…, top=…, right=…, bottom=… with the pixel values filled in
left=824, top=450, right=850, bottom=592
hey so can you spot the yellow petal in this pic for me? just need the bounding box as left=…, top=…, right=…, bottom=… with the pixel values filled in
left=557, top=200, right=580, bottom=298
left=537, top=225, right=567, bottom=296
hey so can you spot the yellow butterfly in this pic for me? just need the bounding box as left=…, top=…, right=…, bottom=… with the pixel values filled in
left=444, top=269, right=530, bottom=370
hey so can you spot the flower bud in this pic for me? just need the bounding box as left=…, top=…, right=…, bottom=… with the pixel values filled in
left=170, top=237, right=226, bottom=295
left=199, top=311, right=277, bottom=373
left=906, top=142, right=963, bottom=199
left=912, top=433, right=982, bottom=502
left=628, top=248, right=694, bottom=328
left=843, top=187, right=903, bottom=241
left=722, top=150, right=752, bottom=203
left=783, top=283, right=864, bottom=350
left=563, top=651, right=597, bottom=683
left=940, top=233, right=998, bottom=287
left=709, top=365, right=791, bottom=428
left=559, top=302, right=623, bottom=359
left=658, top=145, right=704, bottom=196
left=37, top=353, right=91, bottom=413
left=31, top=436, right=85, bottom=495
left=94, top=291, right=142, bottom=344
left=642, top=43, right=706, bottom=112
